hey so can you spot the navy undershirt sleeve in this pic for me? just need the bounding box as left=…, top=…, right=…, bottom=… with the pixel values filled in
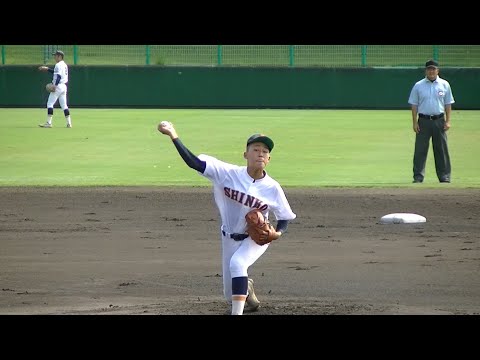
left=276, top=220, right=289, bottom=234
left=172, top=138, right=206, bottom=173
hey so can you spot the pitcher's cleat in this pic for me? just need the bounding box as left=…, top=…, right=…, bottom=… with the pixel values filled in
left=246, top=278, right=260, bottom=311
left=39, top=123, right=52, bottom=128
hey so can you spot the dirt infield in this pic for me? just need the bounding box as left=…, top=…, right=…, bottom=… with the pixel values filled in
left=1, top=187, right=479, bottom=315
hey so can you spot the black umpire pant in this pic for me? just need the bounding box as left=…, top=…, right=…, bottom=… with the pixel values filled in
left=413, top=115, right=451, bottom=182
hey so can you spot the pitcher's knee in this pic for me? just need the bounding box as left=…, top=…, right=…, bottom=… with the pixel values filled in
left=229, top=259, right=247, bottom=278
left=64, top=109, right=70, bottom=116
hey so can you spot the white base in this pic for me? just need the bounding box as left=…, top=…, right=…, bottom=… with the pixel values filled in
left=380, top=213, right=426, bottom=224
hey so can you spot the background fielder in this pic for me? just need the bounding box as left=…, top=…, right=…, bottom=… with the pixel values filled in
left=158, top=121, right=296, bottom=315
left=38, top=50, right=72, bottom=128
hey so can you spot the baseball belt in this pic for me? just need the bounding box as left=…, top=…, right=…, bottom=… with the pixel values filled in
left=418, top=113, right=444, bottom=120
left=221, top=229, right=248, bottom=241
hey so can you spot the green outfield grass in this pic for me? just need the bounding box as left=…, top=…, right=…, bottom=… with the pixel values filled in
left=0, top=109, right=478, bottom=188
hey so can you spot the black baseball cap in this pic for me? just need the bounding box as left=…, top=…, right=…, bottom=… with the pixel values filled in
left=425, top=59, right=439, bottom=68
left=246, top=133, right=274, bottom=152
left=52, top=50, right=64, bottom=57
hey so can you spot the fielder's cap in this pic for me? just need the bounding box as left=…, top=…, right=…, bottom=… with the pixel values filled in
left=425, top=59, right=439, bottom=68
left=52, top=50, right=64, bottom=57
left=246, top=133, right=274, bottom=152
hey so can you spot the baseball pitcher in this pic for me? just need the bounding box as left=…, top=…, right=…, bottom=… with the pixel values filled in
left=158, top=121, right=296, bottom=315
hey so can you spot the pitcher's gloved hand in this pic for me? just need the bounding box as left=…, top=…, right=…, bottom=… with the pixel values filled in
left=245, top=209, right=279, bottom=245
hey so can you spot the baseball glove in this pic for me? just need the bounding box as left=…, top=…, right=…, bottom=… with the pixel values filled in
left=245, top=209, right=279, bottom=246
left=45, top=83, right=56, bottom=92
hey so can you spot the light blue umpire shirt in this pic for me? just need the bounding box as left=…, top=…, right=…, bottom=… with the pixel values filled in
left=408, top=76, right=455, bottom=115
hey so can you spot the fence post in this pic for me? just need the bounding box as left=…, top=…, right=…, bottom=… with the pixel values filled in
left=146, top=45, right=150, bottom=65
left=43, top=45, right=49, bottom=64
left=217, top=45, right=222, bottom=66
left=289, top=45, right=295, bottom=67
left=1, top=45, right=5, bottom=65
left=433, top=45, right=439, bottom=61
left=361, top=45, right=367, bottom=67
left=73, top=45, right=78, bottom=65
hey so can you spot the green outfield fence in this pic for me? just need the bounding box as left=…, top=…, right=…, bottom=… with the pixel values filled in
left=1, top=45, right=480, bottom=67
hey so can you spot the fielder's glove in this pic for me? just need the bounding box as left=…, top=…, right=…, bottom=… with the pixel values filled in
left=45, top=83, right=56, bottom=92
left=245, top=209, right=279, bottom=246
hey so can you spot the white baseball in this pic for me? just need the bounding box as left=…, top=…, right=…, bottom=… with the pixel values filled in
left=160, top=121, right=171, bottom=127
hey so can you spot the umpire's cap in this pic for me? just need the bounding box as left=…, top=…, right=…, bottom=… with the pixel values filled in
left=53, top=50, right=65, bottom=58
left=246, top=133, right=274, bottom=152
left=425, top=59, right=439, bottom=68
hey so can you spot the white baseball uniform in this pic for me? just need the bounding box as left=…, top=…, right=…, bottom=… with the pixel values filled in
left=47, top=60, right=69, bottom=109
left=197, top=154, right=297, bottom=301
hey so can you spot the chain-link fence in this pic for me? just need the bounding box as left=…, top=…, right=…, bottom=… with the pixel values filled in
left=2, top=45, right=479, bottom=67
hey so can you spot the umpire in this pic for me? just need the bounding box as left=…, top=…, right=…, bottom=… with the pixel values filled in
left=408, top=59, right=455, bottom=183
